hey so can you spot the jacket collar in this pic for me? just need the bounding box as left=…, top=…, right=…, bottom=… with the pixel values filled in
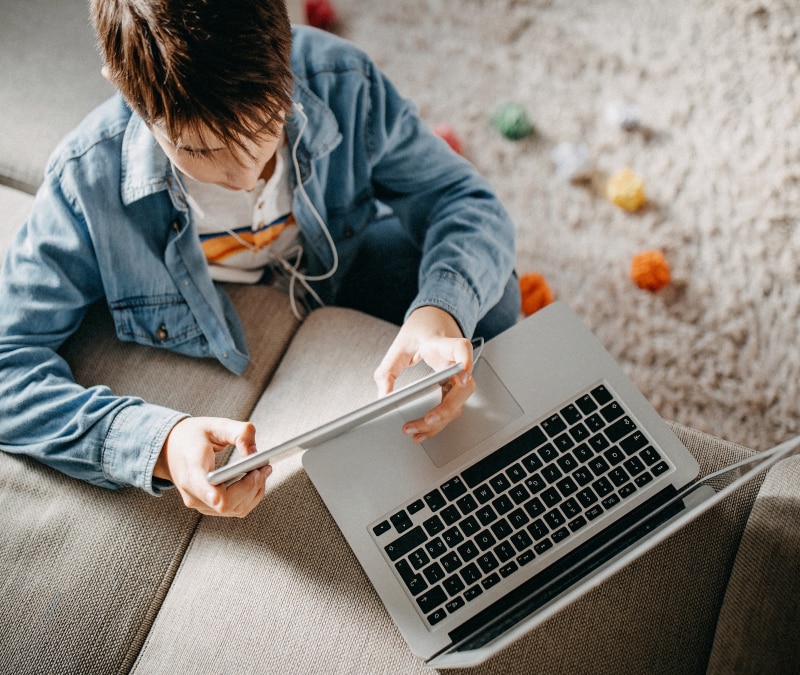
left=119, top=82, right=342, bottom=205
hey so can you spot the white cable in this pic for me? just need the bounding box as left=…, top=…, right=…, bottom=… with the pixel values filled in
left=170, top=101, right=340, bottom=320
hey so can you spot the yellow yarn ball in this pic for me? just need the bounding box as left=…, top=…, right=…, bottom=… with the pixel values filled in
left=606, top=168, right=646, bottom=212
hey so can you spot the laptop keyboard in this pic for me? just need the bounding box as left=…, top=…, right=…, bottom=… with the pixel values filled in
left=369, top=383, right=672, bottom=628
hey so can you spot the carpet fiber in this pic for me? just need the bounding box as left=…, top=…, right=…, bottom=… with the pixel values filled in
left=315, top=0, right=800, bottom=451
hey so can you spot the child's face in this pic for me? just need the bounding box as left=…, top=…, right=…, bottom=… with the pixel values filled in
left=151, top=118, right=285, bottom=192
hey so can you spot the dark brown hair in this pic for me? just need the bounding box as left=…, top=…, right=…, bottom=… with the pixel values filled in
left=91, top=0, right=293, bottom=153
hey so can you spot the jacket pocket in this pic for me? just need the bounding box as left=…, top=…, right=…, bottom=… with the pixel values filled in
left=108, top=294, right=209, bottom=355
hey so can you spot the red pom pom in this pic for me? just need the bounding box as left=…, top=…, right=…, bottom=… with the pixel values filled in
left=433, top=123, right=463, bottom=155
left=305, top=0, right=337, bottom=31
left=519, top=272, right=554, bottom=316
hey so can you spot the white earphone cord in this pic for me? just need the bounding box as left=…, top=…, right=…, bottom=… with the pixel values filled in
left=171, top=101, right=340, bottom=321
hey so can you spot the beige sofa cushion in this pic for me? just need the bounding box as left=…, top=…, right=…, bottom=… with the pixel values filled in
left=0, top=281, right=300, bottom=674
left=707, top=455, right=800, bottom=674
left=132, top=310, right=763, bottom=674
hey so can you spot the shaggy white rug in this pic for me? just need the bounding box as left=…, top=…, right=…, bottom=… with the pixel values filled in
left=293, top=0, right=800, bottom=452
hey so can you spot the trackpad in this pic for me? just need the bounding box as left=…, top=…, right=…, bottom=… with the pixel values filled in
left=398, top=358, right=524, bottom=468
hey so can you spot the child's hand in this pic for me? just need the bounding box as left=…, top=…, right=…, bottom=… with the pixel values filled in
left=374, top=306, right=476, bottom=443
left=154, top=417, right=271, bottom=517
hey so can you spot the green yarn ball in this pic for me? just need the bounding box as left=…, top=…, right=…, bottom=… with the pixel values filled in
left=492, top=102, right=534, bottom=140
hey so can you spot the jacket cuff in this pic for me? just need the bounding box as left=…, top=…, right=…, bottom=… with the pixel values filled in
left=407, top=270, right=481, bottom=338
left=102, top=403, right=188, bottom=496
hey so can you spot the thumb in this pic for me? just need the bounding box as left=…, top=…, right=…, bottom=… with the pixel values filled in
left=204, top=417, right=258, bottom=457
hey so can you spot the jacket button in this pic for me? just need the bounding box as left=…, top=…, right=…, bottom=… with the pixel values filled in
left=156, top=324, right=168, bottom=342
left=343, top=226, right=354, bottom=239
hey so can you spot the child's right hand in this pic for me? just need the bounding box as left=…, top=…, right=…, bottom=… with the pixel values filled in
left=154, top=416, right=271, bottom=517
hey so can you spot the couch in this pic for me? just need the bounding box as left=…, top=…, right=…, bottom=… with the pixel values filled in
left=1, top=1, right=798, bottom=673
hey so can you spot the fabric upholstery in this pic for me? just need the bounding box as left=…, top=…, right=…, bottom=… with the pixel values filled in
left=0, top=0, right=114, bottom=193
left=0, top=282, right=300, bottom=674
left=707, top=455, right=800, bottom=675
left=59, top=284, right=301, bottom=421
left=132, top=311, right=764, bottom=674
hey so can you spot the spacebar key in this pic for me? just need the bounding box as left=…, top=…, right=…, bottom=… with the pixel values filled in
left=385, top=526, right=427, bottom=561
left=462, top=426, right=547, bottom=488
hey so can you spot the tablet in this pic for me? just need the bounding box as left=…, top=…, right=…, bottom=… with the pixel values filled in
left=207, top=361, right=465, bottom=486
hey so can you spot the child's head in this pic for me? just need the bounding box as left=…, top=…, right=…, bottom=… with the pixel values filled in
left=91, top=0, right=293, bottom=188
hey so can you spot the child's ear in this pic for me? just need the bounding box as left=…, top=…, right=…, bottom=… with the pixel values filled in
left=101, top=65, right=113, bottom=83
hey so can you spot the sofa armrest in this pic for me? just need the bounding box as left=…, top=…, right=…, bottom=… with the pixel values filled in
left=707, top=455, right=800, bottom=674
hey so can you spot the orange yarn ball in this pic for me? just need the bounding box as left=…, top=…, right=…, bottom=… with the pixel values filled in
left=519, top=272, right=554, bottom=315
left=630, top=250, right=670, bottom=292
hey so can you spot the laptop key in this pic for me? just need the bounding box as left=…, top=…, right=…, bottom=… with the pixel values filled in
left=385, top=526, right=427, bottom=561
left=640, top=446, right=662, bottom=466
left=427, top=608, right=447, bottom=626
left=542, top=414, right=567, bottom=437
left=591, top=384, right=613, bottom=404
left=440, top=504, right=461, bottom=526
left=490, top=474, right=511, bottom=493
left=456, top=493, right=478, bottom=515
left=539, top=443, right=559, bottom=463
left=560, top=403, right=583, bottom=424
left=586, top=504, right=603, bottom=520
left=499, top=561, right=518, bottom=578
left=460, top=515, right=480, bottom=537
left=390, top=510, right=413, bottom=533
left=534, top=538, right=553, bottom=554
left=445, top=597, right=465, bottom=614
left=602, top=494, right=620, bottom=510
left=606, top=416, right=635, bottom=442
left=426, top=537, right=447, bottom=559
left=442, top=526, right=464, bottom=548
left=461, top=563, right=481, bottom=584
left=424, top=562, right=445, bottom=584
left=623, top=456, right=646, bottom=476
left=635, top=471, right=653, bottom=488
left=576, top=393, right=598, bottom=415
left=373, top=520, right=391, bottom=536
left=474, top=484, right=494, bottom=504
left=541, top=487, right=562, bottom=508
left=477, top=552, right=499, bottom=574
left=441, top=476, right=468, bottom=501
left=481, top=572, right=501, bottom=591
left=417, top=585, right=447, bottom=614
left=423, top=515, right=445, bottom=536
left=600, top=401, right=624, bottom=423
left=461, top=425, right=546, bottom=488
left=424, top=489, right=446, bottom=512
left=517, top=549, right=536, bottom=566
left=458, top=541, right=480, bottom=562
left=652, top=460, right=669, bottom=476
left=440, top=552, right=462, bottom=574
left=511, top=530, right=533, bottom=553
left=464, top=585, right=483, bottom=601
left=621, top=431, right=648, bottom=455
left=443, top=574, right=465, bottom=597
left=568, top=515, right=587, bottom=532
left=492, top=494, right=514, bottom=515
left=407, top=499, right=425, bottom=515
left=524, top=497, right=545, bottom=518
left=522, top=452, right=544, bottom=473
left=528, top=518, right=549, bottom=541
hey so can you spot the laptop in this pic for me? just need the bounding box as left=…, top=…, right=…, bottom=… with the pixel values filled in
left=209, top=301, right=800, bottom=667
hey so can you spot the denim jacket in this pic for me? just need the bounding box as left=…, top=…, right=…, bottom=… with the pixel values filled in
left=0, top=26, right=515, bottom=494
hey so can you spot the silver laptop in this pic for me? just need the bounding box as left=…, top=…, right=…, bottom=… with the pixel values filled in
left=210, top=301, right=800, bottom=667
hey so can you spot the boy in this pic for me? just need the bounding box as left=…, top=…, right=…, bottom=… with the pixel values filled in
left=0, top=0, right=518, bottom=517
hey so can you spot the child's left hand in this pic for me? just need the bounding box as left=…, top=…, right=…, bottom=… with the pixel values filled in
left=373, top=306, right=476, bottom=443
